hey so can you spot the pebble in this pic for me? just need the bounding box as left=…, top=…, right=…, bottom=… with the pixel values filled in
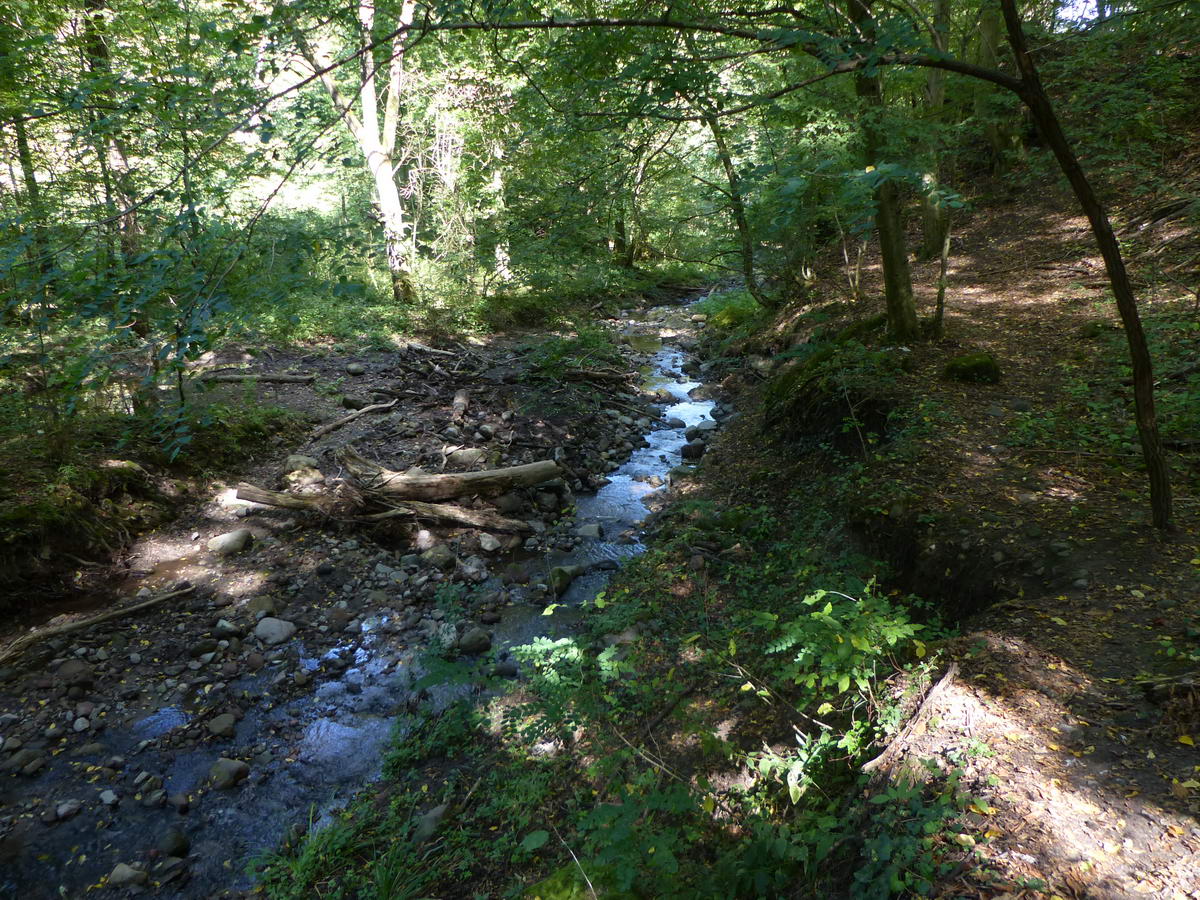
left=345, top=362, right=365, bottom=375
left=207, top=713, right=237, bottom=738
left=55, top=799, right=82, bottom=820
left=100, top=789, right=119, bottom=806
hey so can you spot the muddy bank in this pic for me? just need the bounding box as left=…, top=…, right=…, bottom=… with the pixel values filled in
left=0, top=295, right=730, bottom=898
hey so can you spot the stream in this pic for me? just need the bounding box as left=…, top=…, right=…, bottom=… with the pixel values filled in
left=0, top=298, right=720, bottom=898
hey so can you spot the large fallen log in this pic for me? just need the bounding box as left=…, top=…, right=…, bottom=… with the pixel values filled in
left=337, top=447, right=560, bottom=500
left=235, top=483, right=531, bottom=532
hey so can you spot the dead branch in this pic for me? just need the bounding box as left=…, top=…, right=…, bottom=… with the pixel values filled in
left=0, top=586, right=195, bottom=666
left=563, top=368, right=634, bottom=383
left=235, top=483, right=340, bottom=513
left=862, top=663, right=959, bottom=779
left=310, top=398, right=398, bottom=439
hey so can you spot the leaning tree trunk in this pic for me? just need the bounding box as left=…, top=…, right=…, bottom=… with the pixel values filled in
left=850, top=0, right=919, bottom=342
left=702, top=111, right=768, bottom=307
left=998, top=0, right=1172, bottom=529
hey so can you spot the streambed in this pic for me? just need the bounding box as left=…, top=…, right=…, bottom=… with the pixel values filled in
left=0, top=297, right=723, bottom=898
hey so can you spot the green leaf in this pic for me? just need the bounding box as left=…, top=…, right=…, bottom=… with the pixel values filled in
left=521, top=830, right=550, bottom=852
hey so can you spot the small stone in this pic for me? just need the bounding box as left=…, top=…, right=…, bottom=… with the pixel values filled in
left=207, top=529, right=253, bottom=556
left=681, top=440, right=706, bottom=460
left=345, top=362, right=366, bottom=376
left=341, top=394, right=369, bottom=410
left=665, top=417, right=686, bottom=429
left=108, top=863, right=148, bottom=887
left=100, top=789, right=118, bottom=806
left=207, top=713, right=237, bottom=738
left=73, top=717, right=90, bottom=732
left=244, top=652, right=266, bottom=671
left=575, top=524, right=602, bottom=539
left=478, top=533, right=502, bottom=553
left=254, top=617, right=297, bottom=645
left=208, top=757, right=250, bottom=789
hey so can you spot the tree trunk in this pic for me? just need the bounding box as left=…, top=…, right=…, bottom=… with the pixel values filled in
left=976, top=0, right=1022, bottom=171
left=998, top=0, right=1171, bottom=529
left=850, top=0, right=919, bottom=342
left=919, top=0, right=952, bottom=260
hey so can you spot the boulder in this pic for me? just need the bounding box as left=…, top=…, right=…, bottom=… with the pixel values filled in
left=283, top=454, right=319, bottom=473
left=421, top=544, right=456, bottom=571
left=457, top=627, right=492, bottom=655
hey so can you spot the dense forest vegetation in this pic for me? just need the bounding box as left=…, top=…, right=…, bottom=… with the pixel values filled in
left=1, top=0, right=1198, bottom=897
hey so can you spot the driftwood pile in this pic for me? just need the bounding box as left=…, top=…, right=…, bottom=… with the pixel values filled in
left=236, top=446, right=560, bottom=535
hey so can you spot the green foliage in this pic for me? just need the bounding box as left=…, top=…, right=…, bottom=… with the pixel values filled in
left=765, top=339, right=908, bottom=448
left=853, top=764, right=981, bottom=899
left=522, top=325, right=623, bottom=379
left=754, top=587, right=922, bottom=699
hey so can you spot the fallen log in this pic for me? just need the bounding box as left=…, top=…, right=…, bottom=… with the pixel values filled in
left=564, top=368, right=633, bottom=383
left=200, top=372, right=314, bottom=384
left=236, top=483, right=531, bottom=532
left=311, top=398, right=398, bottom=439
left=0, top=586, right=194, bottom=666
left=235, top=483, right=338, bottom=513
left=337, top=447, right=560, bottom=500
left=862, top=663, right=959, bottom=780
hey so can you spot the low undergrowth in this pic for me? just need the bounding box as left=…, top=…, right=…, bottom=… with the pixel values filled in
left=256, top=492, right=1000, bottom=898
